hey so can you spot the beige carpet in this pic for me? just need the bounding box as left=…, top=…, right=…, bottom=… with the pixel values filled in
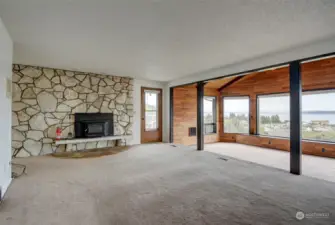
left=205, top=142, right=335, bottom=183
left=1, top=143, right=334, bottom=225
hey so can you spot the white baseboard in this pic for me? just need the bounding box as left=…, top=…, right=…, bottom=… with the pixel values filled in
left=1, top=178, right=12, bottom=200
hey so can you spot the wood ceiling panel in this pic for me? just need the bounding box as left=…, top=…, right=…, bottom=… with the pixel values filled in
left=205, top=76, right=237, bottom=89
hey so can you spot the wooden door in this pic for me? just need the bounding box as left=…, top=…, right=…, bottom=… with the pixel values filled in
left=141, top=87, right=163, bottom=143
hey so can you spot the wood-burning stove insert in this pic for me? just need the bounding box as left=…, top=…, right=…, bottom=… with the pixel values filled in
left=74, top=113, right=114, bottom=138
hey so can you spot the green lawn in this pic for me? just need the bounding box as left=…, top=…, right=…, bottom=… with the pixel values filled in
left=224, top=118, right=248, bottom=133
left=302, top=130, right=335, bottom=142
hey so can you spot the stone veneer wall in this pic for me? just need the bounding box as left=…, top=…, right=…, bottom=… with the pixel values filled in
left=11, top=64, right=133, bottom=157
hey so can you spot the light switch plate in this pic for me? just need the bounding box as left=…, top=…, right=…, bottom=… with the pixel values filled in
left=6, top=78, right=11, bottom=99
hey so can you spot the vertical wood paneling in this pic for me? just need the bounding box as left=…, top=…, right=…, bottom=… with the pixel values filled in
left=173, top=86, right=220, bottom=145
left=236, top=134, right=335, bottom=158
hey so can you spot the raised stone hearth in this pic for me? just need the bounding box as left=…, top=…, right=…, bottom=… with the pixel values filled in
left=12, top=64, right=133, bottom=157
left=55, top=135, right=132, bottom=152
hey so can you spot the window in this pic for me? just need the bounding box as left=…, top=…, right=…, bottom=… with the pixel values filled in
left=145, top=90, right=159, bottom=130
left=257, top=90, right=335, bottom=142
left=224, top=97, right=249, bottom=133
left=302, top=90, right=335, bottom=142
left=257, top=94, right=290, bottom=138
left=204, top=96, right=216, bottom=134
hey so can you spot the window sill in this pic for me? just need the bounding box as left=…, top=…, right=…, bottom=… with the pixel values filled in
left=237, top=133, right=335, bottom=145
left=205, top=132, right=217, bottom=135
left=145, top=129, right=159, bottom=132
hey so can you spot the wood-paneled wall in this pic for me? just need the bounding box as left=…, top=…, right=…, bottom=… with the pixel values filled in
left=236, top=134, right=335, bottom=158
left=220, top=57, right=335, bottom=158
left=173, top=86, right=220, bottom=146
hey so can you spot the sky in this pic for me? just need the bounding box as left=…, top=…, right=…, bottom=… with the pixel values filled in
left=224, top=97, right=249, bottom=113
left=204, top=97, right=214, bottom=113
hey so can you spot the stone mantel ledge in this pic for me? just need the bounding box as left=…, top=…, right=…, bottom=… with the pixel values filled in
left=55, top=135, right=132, bottom=145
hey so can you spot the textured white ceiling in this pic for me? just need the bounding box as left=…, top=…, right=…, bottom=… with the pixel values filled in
left=0, top=0, right=335, bottom=81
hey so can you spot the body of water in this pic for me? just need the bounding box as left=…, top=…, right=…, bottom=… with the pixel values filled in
left=224, top=112, right=335, bottom=124
left=261, top=113, right=335, bottom=124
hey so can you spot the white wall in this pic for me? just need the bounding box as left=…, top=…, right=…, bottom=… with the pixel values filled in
left=0, top=17, right=13, bottom=199
left=132, top=79, right=168, bottom=145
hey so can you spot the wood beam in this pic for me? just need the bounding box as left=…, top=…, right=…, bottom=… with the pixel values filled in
left=218, top=76, right=244, bottom=92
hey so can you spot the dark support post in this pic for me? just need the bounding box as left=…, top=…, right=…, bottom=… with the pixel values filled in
left=290, top=61, right=302, bottom=175
left=197, top=82, right=205, bottom=150
left=169, top=87, right=174, bottom=143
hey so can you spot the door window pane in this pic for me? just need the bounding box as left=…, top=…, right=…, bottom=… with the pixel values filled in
left=145, top=90, right=159, bottom=130
left=145, top=92, right=157, bottom=111
left=302, top=90, right=335, bottom=142
left=145, top=111, right=157, bottom=130
left=258, top=94, right=290, bottom=137
left=224, top=97, right=249, bottom=133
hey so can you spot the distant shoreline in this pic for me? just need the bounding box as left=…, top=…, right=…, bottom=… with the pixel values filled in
left=302, top=111, right=335, bottom=114
left=225, top=111, right=335, bottom=114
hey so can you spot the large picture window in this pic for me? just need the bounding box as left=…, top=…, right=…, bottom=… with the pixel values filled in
left=204, top=96, right=216, bottom=134
left=302, top=90, right=335, bottom=142
left=257, top=94, right=290, bottom=138
left=223, top=96, right=249, bottom=134
left=257, top=90, right=335, bottom=142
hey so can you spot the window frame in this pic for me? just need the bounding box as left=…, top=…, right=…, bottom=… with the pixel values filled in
left=204, top=96, right=217, bottom=134
left=144, top=89, right=160, bottom=131
left=256, top=89, right=335, bottom=143
left=256, top=92, right=290, bottom=138
left=223, top=95, right=250, bottom=134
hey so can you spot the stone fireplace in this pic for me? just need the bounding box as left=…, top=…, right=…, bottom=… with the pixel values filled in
left=11, top=64, right=133, bottom=157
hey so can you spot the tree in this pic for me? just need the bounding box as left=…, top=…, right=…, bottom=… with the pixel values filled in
left=204, top=113, right=213, bottom=123
left=271, top=115, right=281, bottom=123
left=261, top=115, right=271, bottom=124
